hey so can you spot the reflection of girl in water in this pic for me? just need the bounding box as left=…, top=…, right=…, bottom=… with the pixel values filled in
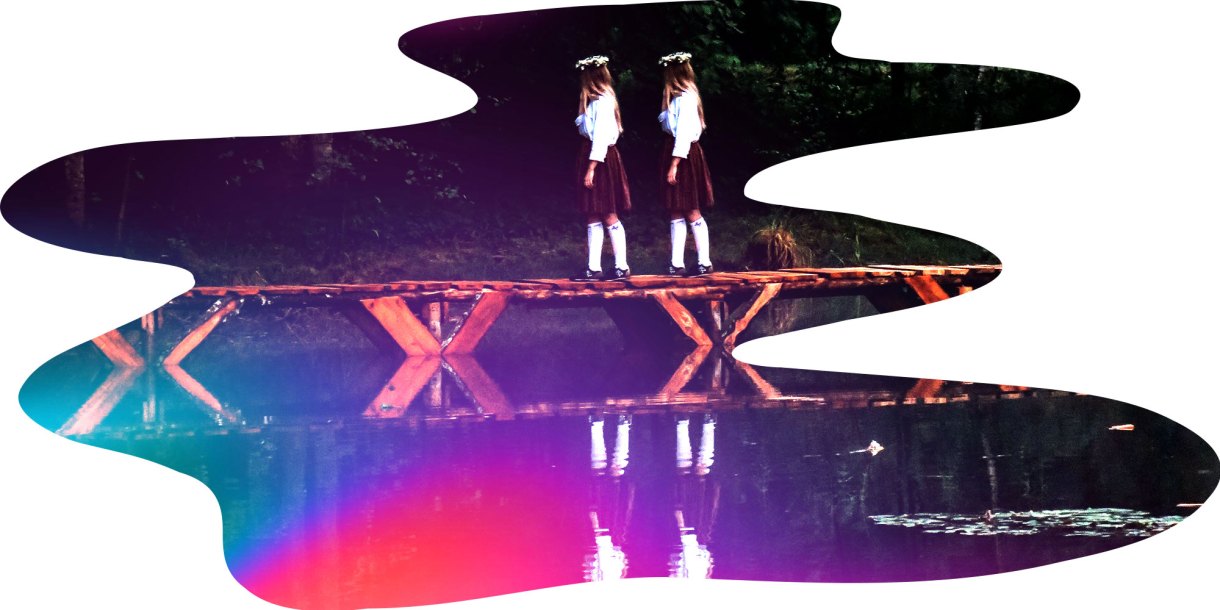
left=669, top=413, right=719, bottom=579
left=585, top=414, right=634, bottom=581
left=573, top=55, right=632, bottom=281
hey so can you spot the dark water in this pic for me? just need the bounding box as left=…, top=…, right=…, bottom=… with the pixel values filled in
left=20, top=331, right=1218, bottom=610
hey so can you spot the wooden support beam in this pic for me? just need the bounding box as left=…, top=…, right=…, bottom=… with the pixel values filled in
left=904, top=275, right=951, bottom=304
left=650, top=292, right=713, bottom=347
left=364, top=357, right=442, bottom=418
left=659, top=346, right=712, bottom=398
left=91, top=329, right=144, bottom=368
left=163, top=298, right=240, bottom=366
left=723, top=283, right=782, bottom=350
left=730, top=358, right=781, bottom=399
left=163, top=364, right=239, bottom=424
left=343, top=296, right=441, bottom=357
left=442, top=291, right=510, bottom=355
left=57, top=365, right=143, bottom=436
left=906, top=378, right=946, bottom=400
left=443, top=355, right=514, bottom=420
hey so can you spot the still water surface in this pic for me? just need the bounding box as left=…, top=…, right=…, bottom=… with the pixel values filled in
left=20, top=329, right=1218, bottom=609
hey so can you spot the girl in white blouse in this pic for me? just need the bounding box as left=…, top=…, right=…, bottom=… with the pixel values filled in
left=658, top=52, right=715, bottom=276
left=573, top=55, right=633, bottom=281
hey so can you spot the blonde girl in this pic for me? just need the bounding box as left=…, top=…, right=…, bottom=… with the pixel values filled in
left=573, top=55, right=632, bottom=280
left=658, top=51, right=714, bottom=276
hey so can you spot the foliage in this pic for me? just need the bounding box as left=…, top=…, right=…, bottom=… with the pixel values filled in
left=2, top=1, right=1071, bottom=284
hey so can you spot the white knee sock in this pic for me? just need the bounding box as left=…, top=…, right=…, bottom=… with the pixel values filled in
left=607, top=221, right=628, bottom=270
left=587, top=222, right=604, bottom=271
left=689, top=217, right=711, bottom=266
left=670, top=218, right=687, bottom=268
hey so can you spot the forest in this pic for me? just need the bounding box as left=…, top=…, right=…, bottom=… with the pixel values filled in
left=1, top=1, right=1078, bottom=284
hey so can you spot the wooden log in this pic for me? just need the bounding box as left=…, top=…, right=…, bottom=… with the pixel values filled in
left=91, top=329, right=145, bottom=368
left=57, top=365, right=143, bottom=436
left=163, top=364, right=239, bottom=423
left=364, top=357, right=442, bottom=418
left=651, top=292, right=713, bottom=347
left=342, top=296, right=441, bottom=357
left=442, top=290, right=510, bottom=354
left=443, top=355, right=514, bottom=420
left=162, top=298, right=240, bottom=366
left=659, top=346, right=712, bottom=397
left=723, top=283, right=782, bottom=350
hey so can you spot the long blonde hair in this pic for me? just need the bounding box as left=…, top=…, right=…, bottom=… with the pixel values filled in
left=662, top=61, right=706, bottom=128
left=579, top=64, right=623, bottom=133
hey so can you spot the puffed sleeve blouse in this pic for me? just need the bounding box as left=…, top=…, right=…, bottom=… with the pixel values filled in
left=575, top=94, right=621, bottom=163
left=657, top=90, right=703, bottom=159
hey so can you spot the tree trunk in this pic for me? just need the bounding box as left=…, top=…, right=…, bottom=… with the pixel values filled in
left=64, top=153, right=86, bottom=228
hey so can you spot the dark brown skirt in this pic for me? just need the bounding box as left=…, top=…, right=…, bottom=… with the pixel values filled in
left=578, top=140, right=632, bottom=215
left=661, top=139, right=714, bottom=212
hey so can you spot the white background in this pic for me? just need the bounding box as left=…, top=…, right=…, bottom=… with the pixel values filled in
left=2, top=1, right=1215, bottom=608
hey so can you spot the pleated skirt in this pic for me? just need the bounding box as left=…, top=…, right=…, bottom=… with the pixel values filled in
left=661, top=139, right=714, bottom=212
left=577, top=140, right=632, bottom=215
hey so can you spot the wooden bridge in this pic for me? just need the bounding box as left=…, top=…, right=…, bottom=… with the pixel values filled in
left=88, top=264, right=1000, bottom=369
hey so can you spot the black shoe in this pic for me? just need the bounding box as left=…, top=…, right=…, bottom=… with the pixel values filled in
left=666, top=264, right=686, bottom=277
left=688, top=263, right=714, bottom=276
left=571, top=267, right=604, bottom=281
left=610, top=267, right=631, bottom=280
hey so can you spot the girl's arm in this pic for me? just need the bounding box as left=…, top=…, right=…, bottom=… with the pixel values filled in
left=589, top=97, right=617, bottom=164
left=587, top=97, right=618, bottom=188
left=670, top=93, right=701, bottom=159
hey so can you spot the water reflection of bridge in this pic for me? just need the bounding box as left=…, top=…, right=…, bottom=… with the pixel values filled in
left=65, top=265, right=1005, bottom=436
left=60, top=343, right=1062, bottom=438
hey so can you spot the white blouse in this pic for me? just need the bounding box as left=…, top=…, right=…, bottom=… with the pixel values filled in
left=658, top=90, right=703, bottom=159
left=575, top=94, right=620, bottom=163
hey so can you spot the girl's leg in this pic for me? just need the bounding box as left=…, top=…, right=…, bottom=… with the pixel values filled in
left=602, top=213, right=629, bottom=273
left=669, top=212, right=687, bottom=273
left=586, top=214, right=604, bottom=272
left=686, top=210, right=712, bottom=270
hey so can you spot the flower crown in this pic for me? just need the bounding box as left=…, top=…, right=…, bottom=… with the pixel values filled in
left=658, top=51, right=692, bottom=66
left=575, top=55, right=609, bottom=70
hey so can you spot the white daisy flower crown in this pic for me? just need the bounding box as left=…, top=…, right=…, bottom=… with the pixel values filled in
left=658, top=51, right=692, bottom=66
left=575, top=55, right=610, bottom=70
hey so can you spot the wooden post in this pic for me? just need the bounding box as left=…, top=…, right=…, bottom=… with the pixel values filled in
left=442, top=291, right=510, bottom=355
left=425, top=301, right=443, bottom=341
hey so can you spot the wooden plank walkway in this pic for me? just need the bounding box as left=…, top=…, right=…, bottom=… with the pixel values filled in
left=90, top=265, right=1000, bottom=369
